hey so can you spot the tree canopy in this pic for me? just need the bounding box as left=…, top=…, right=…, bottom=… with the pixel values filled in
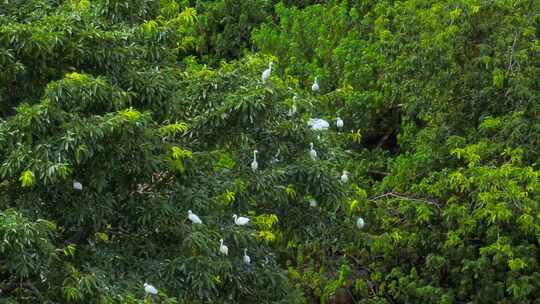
left=1, top=0, right=540, bottom=303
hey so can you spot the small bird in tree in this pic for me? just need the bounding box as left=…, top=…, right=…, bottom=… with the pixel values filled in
left=243, top=248, right=251, bottom=265
left=309, top=142, right=317, bottom=160
left=336, top=117, right=344, bottom=128
left=233, top=214, right=250, bottom=226
left=219, top=239, right=229, bottom=256
left=262, top=62, right=273, bottom=83
left=73, top=181, right=83, bottom=191
left=356, top=217, right=365, bottom=229
left=309, top=199, right=317, bottom=208
left=187, top=210, right=202, bottom=224
left=308, top=118, right=329, bottom=130
left=288, top=95, right=298, bottom=116
left=270, top=149, right=280, bottom=165
left=340, top=170, right=349, bottom=184
left=251, top=150, right=258, bottom=172
left=144, top=282, right=158, bottom=296
left=311, top=76, right=319, bottom=93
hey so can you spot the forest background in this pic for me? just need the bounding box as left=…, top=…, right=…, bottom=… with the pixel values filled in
left=1, top=0, right=539, bottom=303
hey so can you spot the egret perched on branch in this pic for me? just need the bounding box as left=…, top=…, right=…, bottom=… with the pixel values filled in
left=340, top=170, right=349, bottom=184
left=288, top=95, right=298, bottom=116
left=188, top=210, right=202, bottom=224
left=233, top=214, right=250, bottom=226
left=270, top=149, right=280, bottom=165
left=309, top=142, right=317, bottom=160
left=73, top=181, right=83, bottom=191
left=336, top=117, right=344, bottom=128
left=356, top=217, right=365, bottom=229
left=251, top=150, right=258, bottom=172
left=311, top=76, right=319, bottom=93
left=308, top=118, right=329, bottom=131
left=262, top=62, right=273, bottom=83
left=144, top=283, right=158, bottom=295
left=243, top=248, right=251, bottom=265
left=309, top=199, right=317, bottom=208
left=219, top=239, right=229, bottom=256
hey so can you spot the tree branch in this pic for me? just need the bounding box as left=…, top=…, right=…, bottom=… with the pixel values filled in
left=368, top=192, right=442, bottom=211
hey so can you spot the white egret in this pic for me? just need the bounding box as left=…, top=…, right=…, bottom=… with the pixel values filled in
left=243, top=248, right=251, bottom=265
left=144, top=283, right=158, bottom=295
left=233, top=214, right=250, bottom=226
left=288, top=95, right=298, bottom=116
left=311, top=76, right=319, bottom=93
left=307, top=118, right=329, bottom=131
left=356, top=217, right=365, bottom=229
left=336, top=117, right=344, bottom=128
left=251, top=150, right=258, bottom=172
left=219, top=239, right=229, bottom=256
left=309, top=142, right=317, bottom=160
left=262, top=62, right=273, bottom=83
left=270, top=149, right=280, bottom=165
left=340, top=170, right=349, bottom=184
left=309, top=199, right=317, bottom=208
left=187, top=210, right=202, bottom=224
left=73, top=181, right=83, bottom=191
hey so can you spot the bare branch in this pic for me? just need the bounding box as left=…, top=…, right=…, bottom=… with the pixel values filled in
left=368, top=192, right=442, bottom=211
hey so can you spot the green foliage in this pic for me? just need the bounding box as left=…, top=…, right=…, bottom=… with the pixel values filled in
left=1, top=0, right=540, bottom=303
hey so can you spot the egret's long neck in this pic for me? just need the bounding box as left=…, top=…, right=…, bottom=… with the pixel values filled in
left=253, top=151, right=257, bottom=161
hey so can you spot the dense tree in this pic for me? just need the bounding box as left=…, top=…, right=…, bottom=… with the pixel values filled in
left=1, top=0, right=540, bottom=303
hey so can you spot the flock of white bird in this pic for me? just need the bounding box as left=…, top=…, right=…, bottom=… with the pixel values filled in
left=116, top=62, right=364, bottom=297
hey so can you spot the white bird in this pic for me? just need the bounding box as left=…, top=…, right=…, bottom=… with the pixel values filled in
left=311, top=76, right=319, bottom=93
left=262, top=62, right=273, bottom=83
left=73, top=181, right=83, bottom=191
left=233, top=214, right=250, bottom=226
left=307, top=118, right=329, bottom=131
left=144, top=282, right=158, bottom=295
left=251, top=150, right=258, bottom=172
left=309, top=199, right=317, bottom=208
left=243, top=248, right=251, bottom=265
left=270, top=149, right=280, bottom=165
left=356, top=217, right=365, bottom=229
left=336, top=117, right=344, bottom=128
left=309, top=142, right=317, bottom=160
left=219, top=239, right=229, bottom=256
left=187, top=210, right=202, bottom=224
left=288, top=95, right=298, bottom=116
left=340, top=170, right=349, bottom=184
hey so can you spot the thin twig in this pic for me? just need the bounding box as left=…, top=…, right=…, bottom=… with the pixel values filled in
left=368, top=192, right=442, bottom=211
left=507, top=32, right=518, bottom=73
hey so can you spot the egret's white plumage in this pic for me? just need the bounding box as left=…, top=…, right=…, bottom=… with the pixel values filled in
left=262, top=62, right=273, bottom=83
left=243, top=248, right=251, bottom=265
left=356, top=217, right=365, bottom=229
left=288, top=95, right=298, bottom=116
left=188, top=210, right=202, bottom=224
left=251, top=150, right=258, bottom=172
left=340, top=170, right=349, bottom=184
left=219, top=239, right=229, bottom=256
left=144, top=283, right=158, bottom=295
left=307, top=118, right=329, bottom=131
left=73, top=181, right=83, bottom=191
left=309, top=142, right=317, bottom=160
left=311, top=77, right=319, bottom=93
left=336, top=117, right=344, bottom=128
left=233, top=214, right=250, bottom=226
left=309, top=199, right=317, bottom=208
